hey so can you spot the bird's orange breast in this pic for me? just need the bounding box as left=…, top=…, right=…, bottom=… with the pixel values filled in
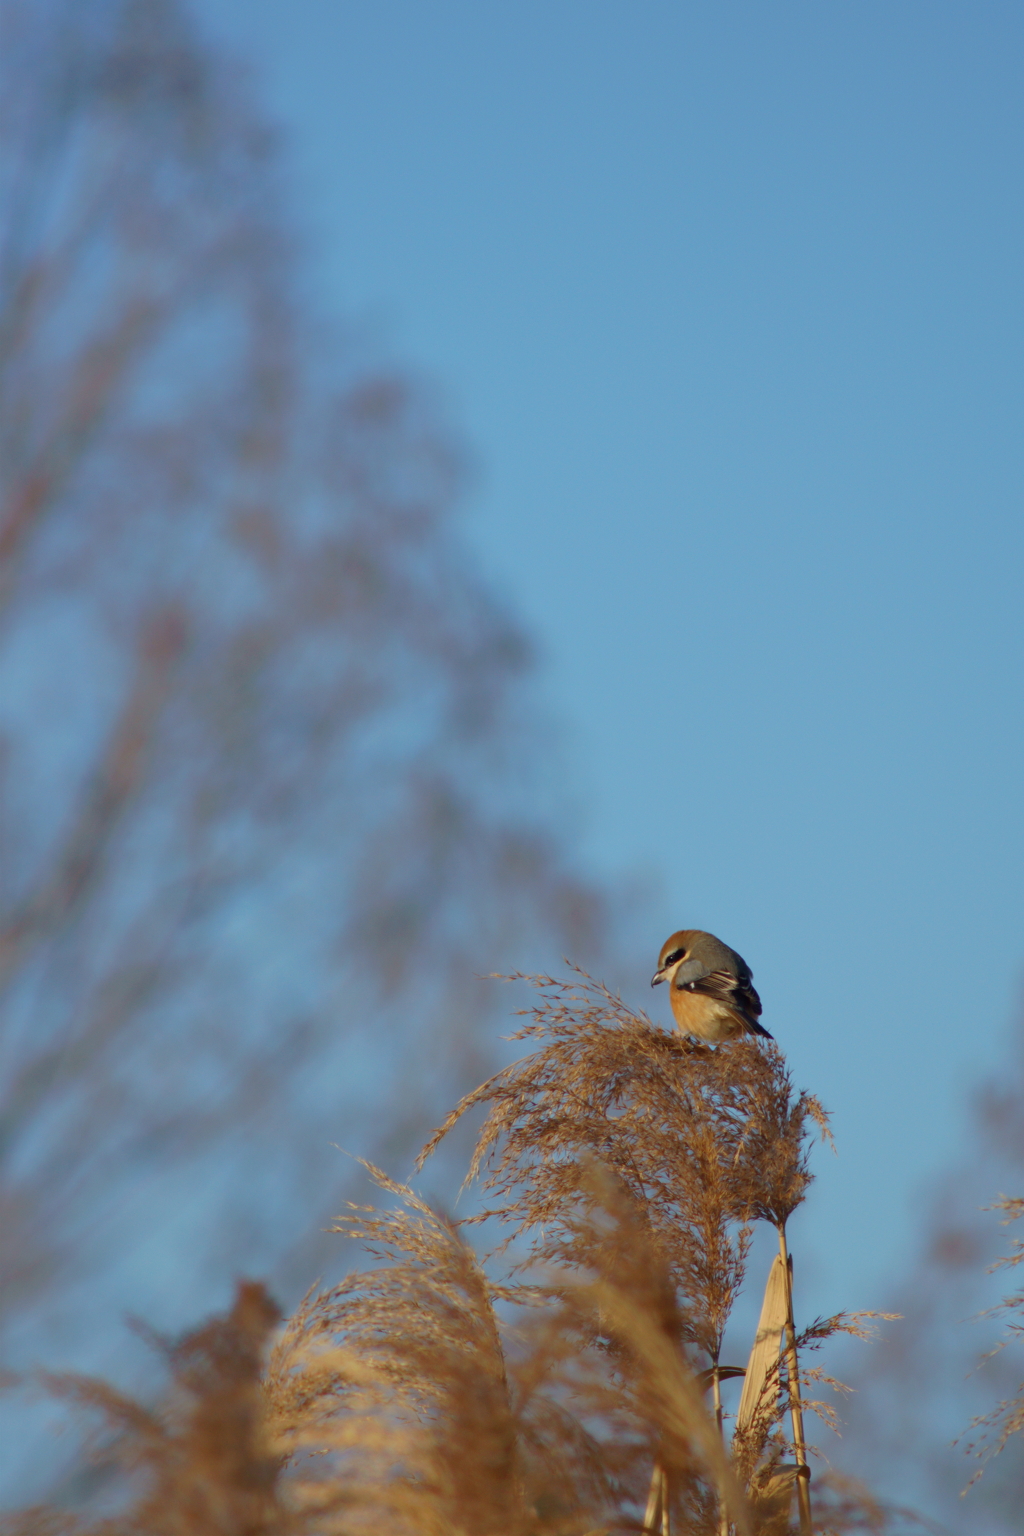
left=669, top=986, right=746, bottom=1043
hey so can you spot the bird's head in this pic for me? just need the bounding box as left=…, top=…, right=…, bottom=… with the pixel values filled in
left=651, top=928, right=708, bottom=988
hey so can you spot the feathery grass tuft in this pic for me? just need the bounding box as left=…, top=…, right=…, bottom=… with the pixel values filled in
left=5, top=1282, right=285, bottom=1536
left=5, top=966, right=921, bottom=1535
left=961, top=1195, right=1024, bottom=1483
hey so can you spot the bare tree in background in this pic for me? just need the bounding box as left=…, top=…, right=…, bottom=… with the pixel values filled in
left=835, top=1004, right=1024, bottom=1535
left=0, top=0, right=609, bottom=1463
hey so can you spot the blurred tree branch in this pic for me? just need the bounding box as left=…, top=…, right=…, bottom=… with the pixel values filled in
left=0, top=0, right=611, bottom=1485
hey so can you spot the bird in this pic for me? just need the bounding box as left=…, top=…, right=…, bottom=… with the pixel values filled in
left=651, top=929, right=773, bottom=1042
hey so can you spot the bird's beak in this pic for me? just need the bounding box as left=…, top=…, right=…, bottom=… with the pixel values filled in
left=651, top=968, right=666, bottom=987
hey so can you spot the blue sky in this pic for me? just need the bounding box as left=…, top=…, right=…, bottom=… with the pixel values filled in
left=203, top=1, right=1023, bottom=1324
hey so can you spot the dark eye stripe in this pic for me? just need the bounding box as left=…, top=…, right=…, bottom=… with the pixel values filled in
left=664, top=948, right=687, bottom=966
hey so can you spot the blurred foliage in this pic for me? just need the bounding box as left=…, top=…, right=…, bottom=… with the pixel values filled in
left=837, top=1006, right=1024, bottom=1533
left=0, top=0, right=610, bottom=1468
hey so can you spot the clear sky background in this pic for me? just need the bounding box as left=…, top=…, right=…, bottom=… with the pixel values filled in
left=202, top=1, right=1023, bottom=1326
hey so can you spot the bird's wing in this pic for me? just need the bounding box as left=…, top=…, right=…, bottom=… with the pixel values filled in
left=676, top=968, right=769, bottom=1037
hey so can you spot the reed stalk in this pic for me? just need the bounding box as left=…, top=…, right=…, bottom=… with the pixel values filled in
left=778, top=1224, right=812, bottom=1536
left=709, top=1363, right=731, bottom=1536
left=643, top=1459, right=670, bottom=1536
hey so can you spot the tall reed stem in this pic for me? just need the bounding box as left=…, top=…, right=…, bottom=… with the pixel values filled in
left=710, top=1364, right=729, bottom=1536
left=643, top=1458, right=670, bottom=1536
left=777, top=1224, right=812, bottom=1536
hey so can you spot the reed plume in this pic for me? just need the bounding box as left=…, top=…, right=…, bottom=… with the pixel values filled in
left=3, top=1282, right=286, bottom=1536
left=961, top=1194, right=1024, bottom=1481
left=415, top=970, right=878, bottom=1532
left=5, top=967, right=913, bottom=1535
left=266, top=1159, right=748, bottom=1536
left=419, top=972, right=820, bottom=1359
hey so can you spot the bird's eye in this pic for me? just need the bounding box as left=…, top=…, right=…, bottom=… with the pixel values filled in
left=664, top=948, right=686, bottom=966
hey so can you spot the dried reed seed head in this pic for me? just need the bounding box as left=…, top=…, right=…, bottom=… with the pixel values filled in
left=958, top=1192, right=1024, bottom=1482
left=13, top=974, right=874, bottom=1536
left=268, top=1168, right=550, bottom=1535
left=419, top=971, right=830, bottom=1355
left=267, top=1164, right=753, bottom=1536
left=19, top=1281, right=289, bottom=1536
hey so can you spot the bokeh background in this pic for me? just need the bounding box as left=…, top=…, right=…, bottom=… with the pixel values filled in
left=1, top=1, right=1022, bottom=1529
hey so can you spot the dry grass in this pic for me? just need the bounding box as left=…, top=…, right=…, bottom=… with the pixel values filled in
left=267, top=1162, right=745, bottom=1536
left=419, top=971, right=829, bottom=1365
left=3, top=969, right=945, bottom=1535
left=4, top=1282, right=287, bottom=1536
left=961, top=1195, right=1024, bottom=1481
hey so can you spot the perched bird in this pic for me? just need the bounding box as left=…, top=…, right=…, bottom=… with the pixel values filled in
left=651, top=929, right=772, bottom=1042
